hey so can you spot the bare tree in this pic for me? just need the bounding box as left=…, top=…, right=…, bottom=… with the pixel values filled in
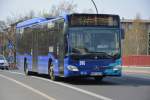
left=41, top=0, right=77, bottom=17
left=0, top=21, right=8, bottom=55
left=0, top=20, right=7, bottom=32
left=124, top=14, right=147, bottom=55
left=2, top=0, right=77, bottom=55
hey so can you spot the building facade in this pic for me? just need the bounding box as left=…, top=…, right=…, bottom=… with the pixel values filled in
left=121, top=19, right=150, bottom=55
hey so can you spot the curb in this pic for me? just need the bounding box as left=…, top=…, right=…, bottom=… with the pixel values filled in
left=123, top=66, right=150, bottom=68
left=123, top=70, right=150, bottom=74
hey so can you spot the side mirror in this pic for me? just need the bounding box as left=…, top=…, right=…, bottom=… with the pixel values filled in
left=121, top=29, right=125, bottom=39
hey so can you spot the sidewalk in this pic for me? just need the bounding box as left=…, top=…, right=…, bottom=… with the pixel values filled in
left=123, top=66, right=150, bottom=74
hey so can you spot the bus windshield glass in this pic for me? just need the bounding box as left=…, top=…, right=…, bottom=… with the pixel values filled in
left=69, top=28, right=120, bottom=57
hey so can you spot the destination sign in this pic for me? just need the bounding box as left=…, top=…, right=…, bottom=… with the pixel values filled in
left=69, top=14, right=119, bottom=27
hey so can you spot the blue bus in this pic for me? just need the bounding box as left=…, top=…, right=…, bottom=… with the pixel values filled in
left=16, top=13, right=124, bottom=81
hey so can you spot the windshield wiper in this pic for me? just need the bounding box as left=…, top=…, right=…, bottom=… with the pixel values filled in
left=112, top=53, right=121, bottom=59
left=71, top=48, right=89, bottom=54
left=71, top=49, right=117, bottom=59
left=87, top=52, right=113, bottom=59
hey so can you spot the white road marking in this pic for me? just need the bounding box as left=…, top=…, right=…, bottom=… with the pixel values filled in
left=8, top=71, right=25, bottom=75
left=7, top=71, right=112, bottom=100
left=0, top=73, right=56, bottom=100
left=32, top=76, right=112, bottom=100
left=1, top=70, right=25, bottom=76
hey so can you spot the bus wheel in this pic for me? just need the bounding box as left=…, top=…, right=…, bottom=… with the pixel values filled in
left=94, top=76, right=103, bottom=82
left=24, top=58, right=30, bottom=75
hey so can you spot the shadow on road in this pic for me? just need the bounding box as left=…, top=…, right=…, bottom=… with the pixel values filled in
left=30, top=73, right=150, bottom=87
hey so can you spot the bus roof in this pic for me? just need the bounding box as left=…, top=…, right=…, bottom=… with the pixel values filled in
left=16, top=17, right=51, bottom=28
left=16, top=13, right=120, bottom=28
left=65, top=13, right=119, bottom=17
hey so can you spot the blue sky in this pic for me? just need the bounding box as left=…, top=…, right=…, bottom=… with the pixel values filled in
left=0, top=0, right=150, bottom=21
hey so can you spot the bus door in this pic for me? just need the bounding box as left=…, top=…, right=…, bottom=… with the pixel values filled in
left=56, top=19, right=65, bottom=76
left=58, top=35, right=64, bottom=76
left=32, top=30, right=38, bottom=72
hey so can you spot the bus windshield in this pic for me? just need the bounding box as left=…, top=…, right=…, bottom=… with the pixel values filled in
left=69, top=28, right=120, bottom=57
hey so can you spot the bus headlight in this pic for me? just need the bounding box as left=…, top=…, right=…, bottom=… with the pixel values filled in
left=67, top=65, right=79, bottom=71
left=113, top=65, right=122, bottom=71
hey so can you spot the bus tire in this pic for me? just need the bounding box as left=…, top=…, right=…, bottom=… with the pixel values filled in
left=24, top=58, right=30, bottom=75
left=94, top=76, right=103, bottom=82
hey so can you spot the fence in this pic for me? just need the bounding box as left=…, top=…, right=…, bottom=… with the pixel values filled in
left=122, top=55, right=150, bottom=67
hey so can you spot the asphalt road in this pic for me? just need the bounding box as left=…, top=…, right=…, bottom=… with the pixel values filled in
left=0, top=69, right=150, bottom=100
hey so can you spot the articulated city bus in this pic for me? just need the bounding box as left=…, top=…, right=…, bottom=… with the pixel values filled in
left=16, top=13, right=124, bottom=81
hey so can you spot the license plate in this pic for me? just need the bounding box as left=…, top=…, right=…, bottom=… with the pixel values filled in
left=91, top=72, right=102, bottom=76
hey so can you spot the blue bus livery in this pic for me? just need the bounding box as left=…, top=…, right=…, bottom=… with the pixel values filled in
left=16, top=13, right=124, bottom=81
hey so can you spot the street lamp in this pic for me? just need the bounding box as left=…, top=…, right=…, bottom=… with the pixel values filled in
left=91, top=0, right=98, bottom=14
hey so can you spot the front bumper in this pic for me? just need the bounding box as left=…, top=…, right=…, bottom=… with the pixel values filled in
left=64, top=67, right=122, bottom=77
left=0, top=65, right=8, bottom=69
left=0, top=63, right=9, bottom=69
